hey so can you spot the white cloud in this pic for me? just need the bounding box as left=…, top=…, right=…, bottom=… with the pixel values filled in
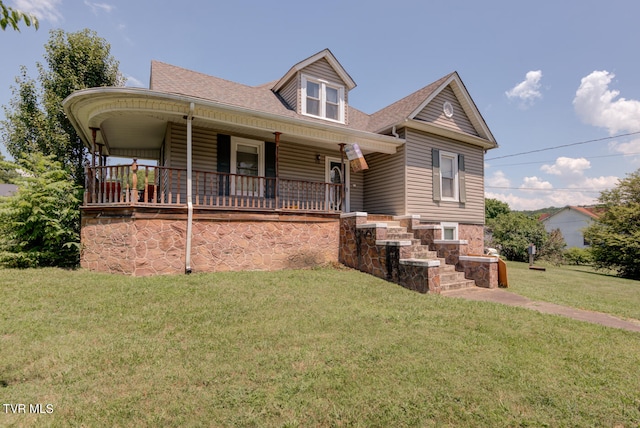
left=484, top=191, right=547, bottom=211
left=547, top=190, right=598, bottom=208
left=486, top=170, right=615, bottom=210
left=125, top=75, right=145, bottom=88
left=609, top=138, right=640, bottom=155
left=84, top=1, right=115, bottom=14
left=506, top=70, right=543, bottom=107
left=14, top=0, right=62, bottom=23
left=573, top=70, right=640, bottom=134
left=572, top=175, right=619, bottom=191
left=521, top=176, right=553, bottom=190
left=540, top=157, right=591, bottom=177
left=486, top=170, right=511, bottom=188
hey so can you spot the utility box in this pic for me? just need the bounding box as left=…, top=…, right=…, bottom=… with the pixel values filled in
left=527, top=243, right=536, bottom=266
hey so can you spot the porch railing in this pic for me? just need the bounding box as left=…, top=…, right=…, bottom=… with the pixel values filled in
left=85, top=164, right=344, bottom=212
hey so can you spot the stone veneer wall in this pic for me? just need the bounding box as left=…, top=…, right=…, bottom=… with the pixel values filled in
left=459, top=224, right=485, bottom=255
left=339, top=213, right=442, bottom=293
left=81, top=208, right=339, bottom=276
left=458, top=256, right=499, bottom=288
left=339, top=213, right=387, bottom=277
left=340, top=213, right=498, bottom=292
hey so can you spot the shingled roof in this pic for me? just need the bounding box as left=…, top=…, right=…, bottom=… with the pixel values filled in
left=149, top=60, right=467, bottom=137
left=150, top=61, right=293, bottom=120
left=368, top=73, right=454, bottom=134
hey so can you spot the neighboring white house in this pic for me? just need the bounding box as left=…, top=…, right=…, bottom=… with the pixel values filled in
left=0, top=183, right=18, bottom=197
left=541, top=206, right=602, bottom=248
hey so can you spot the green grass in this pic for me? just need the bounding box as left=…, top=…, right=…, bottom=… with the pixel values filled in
left=1, top=267, right=639, bottom=427
left=504, top=261, right=640, bottom=321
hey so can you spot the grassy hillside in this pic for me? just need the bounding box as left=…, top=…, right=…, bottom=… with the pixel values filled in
left=1, top=266, right=639, bottom=427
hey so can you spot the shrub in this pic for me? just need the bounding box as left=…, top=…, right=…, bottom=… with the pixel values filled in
left=583, top=170, right=640, bottom=279
left=563, top=247, right=593, bottom=266
left=0, top=154, right=81, bottom=267
left=488, top=212, right=549, bottom=262
left=539, top=228, right=566, bottom=266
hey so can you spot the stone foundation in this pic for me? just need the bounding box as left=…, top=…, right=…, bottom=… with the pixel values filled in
left=459, top=224, right=484, bottom=255
left=81, top=207, right=339, bottom=276
left=458, top=255, right=499, bottom=288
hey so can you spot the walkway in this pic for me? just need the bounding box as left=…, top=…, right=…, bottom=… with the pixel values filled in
left=442, top=287, right=640, bottom=333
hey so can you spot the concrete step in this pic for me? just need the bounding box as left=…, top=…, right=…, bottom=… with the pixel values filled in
left=440, top=279, right=477, bottom=291
left=410, top=250, right=438, bottom=259
left=440, top=271, right=468, bottom=283
left=386, top=232, right=414, bottom=240
left=363, top=214, right=478, bottom=293
left=438, top=261, right=457, bottom=272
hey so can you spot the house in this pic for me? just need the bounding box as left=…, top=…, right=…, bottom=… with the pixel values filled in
left=0, top=183, right=18, bottom=197
left=542, top=206, right=602, bottom=248
left=63, top=49, right=499, bottom=291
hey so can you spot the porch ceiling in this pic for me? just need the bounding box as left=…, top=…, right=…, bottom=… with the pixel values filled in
left=101, top=115, right=167, bottom=156
left=63, top=88, right=405, bottom=157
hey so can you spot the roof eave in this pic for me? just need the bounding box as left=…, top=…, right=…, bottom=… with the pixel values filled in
left=63, top=87, right=403, bottom=155
left=401, top=119, right=498, bottom=150
left=408, top=72, right=497, bottom=145
left=272, top=49, right=357, bottom=93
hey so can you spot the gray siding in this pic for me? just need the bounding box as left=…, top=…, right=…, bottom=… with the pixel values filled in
left=414, top=86, right=479, bottom=137
left=167, top=123, right=217, bottom=171
left=363, top=140, right=406, bottom=216
left=164, top=126, right=364, bottom=210
left=279, top=75, right=298, bottom=111
left=301, top=58, right=343, bottom=85
left=165, top=123, right=217, bottom=203
left=279, top=140, right=363, bottom=212
left=405, top=129, right=484, bottom=224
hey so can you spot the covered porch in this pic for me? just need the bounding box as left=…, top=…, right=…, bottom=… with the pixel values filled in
left=64, top=87, right=404, bottom=275
left=85, top=158, right=346, bottom=212
left=68, top=88, right=404, bottom=214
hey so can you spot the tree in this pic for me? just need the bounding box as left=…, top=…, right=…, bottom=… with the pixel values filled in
left=0, top=153, right=81, bottom=268
left=485, top=198, right=510, bottom=222
left=488, top=212, right=550, bottom=262
left=1, top=1, right=38, bottom=31
left=583, top=170, right=640, bottom=279
left=1, top=29, right=124, bottom=185
left=1, top=67, right=51, bottom=160
left=0, top=152, right=18, bottom=183
left=538, top=228, right=566, bottom=265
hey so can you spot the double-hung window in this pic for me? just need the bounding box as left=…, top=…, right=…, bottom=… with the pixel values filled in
left=302, top=75, right=345, bottom=123
left=432, top=148, right=466, bottom=203
left=440, top=151, right=458, bottom=201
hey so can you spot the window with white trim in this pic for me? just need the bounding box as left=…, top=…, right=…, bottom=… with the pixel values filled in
left=231, top=137, right=264, bottom=196
left=302, top=75, right=345, bottom=123
left=441, top=222, right=458, bottom=240
left=432, top=149, right=466, bottom=203
left=440, top=151, right=459, bottom=201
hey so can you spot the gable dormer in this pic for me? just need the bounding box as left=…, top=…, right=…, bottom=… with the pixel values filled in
left=272, top=49, right=356, bottom=124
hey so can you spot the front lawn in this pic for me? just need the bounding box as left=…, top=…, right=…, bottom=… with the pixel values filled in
left=1, top=267, right=639, bottom=427
left=504, top=261, right=640, bottom=321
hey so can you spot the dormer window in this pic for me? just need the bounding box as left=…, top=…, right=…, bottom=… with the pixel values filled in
left=302, top=75, right=345, bottom=123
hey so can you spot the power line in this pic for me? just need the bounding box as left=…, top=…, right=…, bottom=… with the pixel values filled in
left=488, top=151, right=640, bottom=168
left=486, top=131, right=640, bottom=161
left=486, top=186, right=603, bottom=193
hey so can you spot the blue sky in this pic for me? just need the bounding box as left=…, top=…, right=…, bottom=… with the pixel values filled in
left=2, top=0, right=640, bottom=210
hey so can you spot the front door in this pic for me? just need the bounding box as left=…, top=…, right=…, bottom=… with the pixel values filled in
left=326, top=157, right=349, bottom=212
left=231, top=137, right=264, bottom=196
